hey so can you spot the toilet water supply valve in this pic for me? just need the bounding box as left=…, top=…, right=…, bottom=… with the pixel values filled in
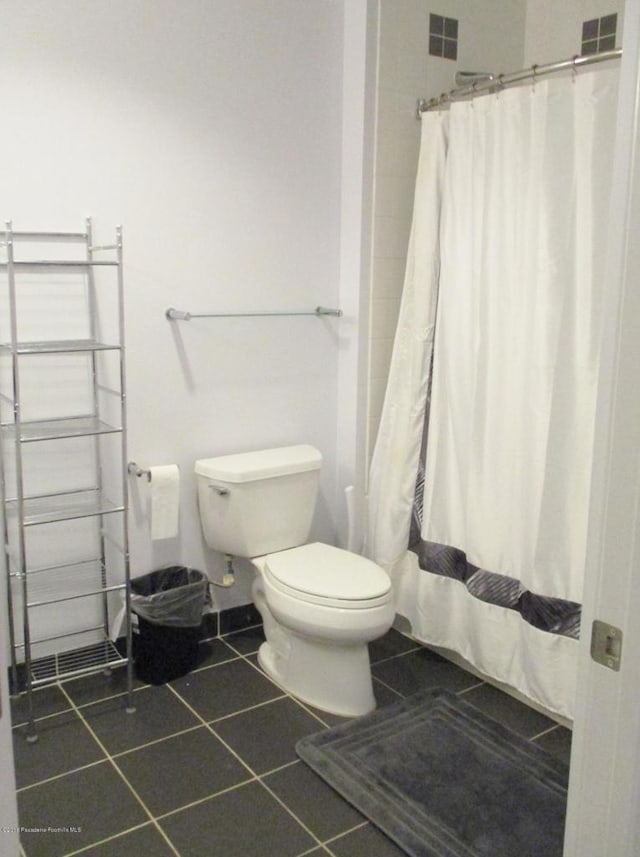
left=209, top=554, right=236, bottom=589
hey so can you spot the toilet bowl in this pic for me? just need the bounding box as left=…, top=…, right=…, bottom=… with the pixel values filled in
left=194, top=444, right=394, bottom=717
left=252, top=542, right=394, bottom=716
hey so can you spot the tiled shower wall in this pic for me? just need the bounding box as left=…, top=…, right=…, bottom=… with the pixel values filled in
left=366, top=0, right=625, bottom=470
left=523, top=0, right=625, bottom=65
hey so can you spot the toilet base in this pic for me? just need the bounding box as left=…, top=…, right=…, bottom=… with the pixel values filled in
left=257, top=635, right=376, bottom=717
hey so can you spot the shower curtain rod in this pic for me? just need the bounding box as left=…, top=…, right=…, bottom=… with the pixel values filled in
left=417, top=48, right=622, bottom=115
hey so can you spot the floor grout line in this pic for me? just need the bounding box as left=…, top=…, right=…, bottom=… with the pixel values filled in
left=204, top=691, right=289, bottom=725
left=10, top=679, right=147, bottom=729
left=256, top=774, right=326, bottom=852
left=322, top=819, right=370, bottom=851
left=240, top=657, right=341, bottom=729
left=152, top=776, right=257, bottom=823
left=165, top=682, right=260, bottom=780
left=61, top=821, right=157, bottom=857
left=456, top=680, right=487, bottom=696
left=54, top=683, right=182, bottom=857
left=211, top=643, right=345, bottom=730
left=167, top=674, right=330, bottom=853
left=530, top=722, right=562, bottom=741
left=16, top=755, right=108, bottom=794
left=11, top=702, right=76, bottom=731
left=368, top=644, right=423, bottom=666
left=187, top=653, right=242, bottom=674
left=15, top=696, right=208, bottom=791
left=371, top=673, right=407, bottom=699
left=109, top=721, right=204, bottom=759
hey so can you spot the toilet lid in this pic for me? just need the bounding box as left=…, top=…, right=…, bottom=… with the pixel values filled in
left=264, top=542, right=391, bottom=607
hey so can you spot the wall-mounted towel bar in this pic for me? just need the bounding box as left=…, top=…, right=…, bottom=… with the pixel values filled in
left=128, top=461, right=151, bottom=481
left=165, top=306, right=342, bottom=321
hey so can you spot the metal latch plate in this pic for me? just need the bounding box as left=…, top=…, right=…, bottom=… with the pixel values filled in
left=590, top=620, right=623, bottom=671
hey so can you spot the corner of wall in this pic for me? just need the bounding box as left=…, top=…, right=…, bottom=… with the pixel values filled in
left=336, top=0, right=379, bottom=551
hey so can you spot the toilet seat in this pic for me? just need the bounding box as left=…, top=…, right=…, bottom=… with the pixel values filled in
left=263, top=542, right=391, bottom=610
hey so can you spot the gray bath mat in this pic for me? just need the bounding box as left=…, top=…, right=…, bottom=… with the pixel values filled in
left=296, top=687, right=568, bottom=857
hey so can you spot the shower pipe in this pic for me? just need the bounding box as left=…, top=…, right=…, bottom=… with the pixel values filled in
left=417, top=47, right=622, bottom=115
left=165, top=306, right=342, bottom=321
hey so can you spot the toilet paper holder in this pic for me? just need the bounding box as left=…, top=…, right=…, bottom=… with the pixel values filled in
left=128, top=461, right=152, bottom=482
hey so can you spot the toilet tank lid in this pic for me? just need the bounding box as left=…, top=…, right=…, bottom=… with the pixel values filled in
left=195, top=444, right=322, bottom=483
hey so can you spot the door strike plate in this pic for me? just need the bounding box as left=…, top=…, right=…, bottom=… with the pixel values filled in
left=590, top=620, right=623, bottom=671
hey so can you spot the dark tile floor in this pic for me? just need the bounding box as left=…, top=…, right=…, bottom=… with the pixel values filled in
left=11, top=627, right=572, bottom=857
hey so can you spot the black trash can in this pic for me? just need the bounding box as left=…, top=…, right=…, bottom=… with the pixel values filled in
left=130, top=566, right=207, bottom=685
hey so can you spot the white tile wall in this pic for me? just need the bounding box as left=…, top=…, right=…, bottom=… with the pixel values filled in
left=524, top=0, right=625, bottom=65
left=368, top=2, right=421, bottom=460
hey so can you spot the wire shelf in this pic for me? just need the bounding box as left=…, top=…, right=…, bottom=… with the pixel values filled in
left=0, top=230, right=87, bottom=242
left=6, top=489, right=124, bottom=526
left=0, top=260, right=118, bottom=270
left=0, top=339, right=121, bottom=355
left=29, top=638, right=127, bottom=686
left=3, top=416, right=122, bottom=443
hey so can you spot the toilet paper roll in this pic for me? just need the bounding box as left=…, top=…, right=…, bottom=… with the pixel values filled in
left=149, top=464, right=180, bottom=540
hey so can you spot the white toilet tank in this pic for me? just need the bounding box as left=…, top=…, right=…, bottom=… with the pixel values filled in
left=195, top=445, right=322, bottom=557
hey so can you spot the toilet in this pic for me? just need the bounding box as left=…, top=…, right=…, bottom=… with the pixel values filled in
left=194, top=444, right=394, bottom=717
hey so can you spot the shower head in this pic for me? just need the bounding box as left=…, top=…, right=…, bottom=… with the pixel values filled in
left=455, top=71, right=496, bottom=87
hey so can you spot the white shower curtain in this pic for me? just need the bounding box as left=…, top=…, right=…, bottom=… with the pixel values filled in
left=367, top=67, right=618, bottom=720
left=366, top=109, right=447, bottom=571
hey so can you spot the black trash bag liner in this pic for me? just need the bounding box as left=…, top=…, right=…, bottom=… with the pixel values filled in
left=129, top=566, right=208, bottom=685
left=130, top=566, right=207, bottom=628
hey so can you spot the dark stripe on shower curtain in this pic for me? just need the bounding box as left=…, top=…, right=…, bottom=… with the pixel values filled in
left=409, top=402, right=581, bottom=640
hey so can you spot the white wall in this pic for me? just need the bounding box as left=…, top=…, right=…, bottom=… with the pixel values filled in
left=0, top=0, right=348, bottom=613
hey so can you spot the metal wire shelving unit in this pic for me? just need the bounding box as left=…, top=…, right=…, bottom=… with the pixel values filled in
left=0, top=219, right=134, bottom=741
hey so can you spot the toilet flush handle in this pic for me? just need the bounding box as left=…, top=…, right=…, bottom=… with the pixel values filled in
left=208, top=483, right=230, bottom=496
